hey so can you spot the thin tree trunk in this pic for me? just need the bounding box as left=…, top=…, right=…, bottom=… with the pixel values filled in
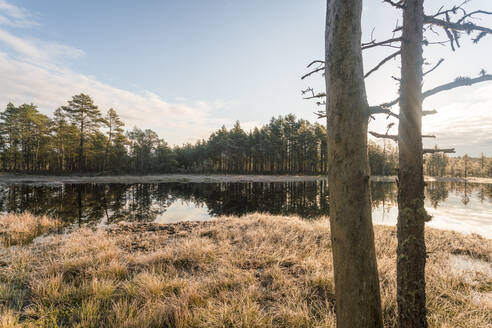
left=79, top=121, right=84, bottom=172
left=325, top=1, right=383, bottom=327
left=397, top=0, right=428, bottom=327
left=103, top=126, right=112, bottom=174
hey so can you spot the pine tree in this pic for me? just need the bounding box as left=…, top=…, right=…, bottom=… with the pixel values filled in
left=62, top=94, right=103, bottom=171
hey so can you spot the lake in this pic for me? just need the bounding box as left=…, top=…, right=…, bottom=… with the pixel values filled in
left=0, top=181, right=491, bottom=238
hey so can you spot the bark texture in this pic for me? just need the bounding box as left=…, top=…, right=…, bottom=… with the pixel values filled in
left=325, top=1, right=383, bottom=327
left=397, top=0, right=428, bottom=327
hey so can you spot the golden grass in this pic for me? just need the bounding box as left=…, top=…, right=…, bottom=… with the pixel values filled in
left=0, top=213, right=61, bottom=247
left=0, top=213, right=490, bottom=327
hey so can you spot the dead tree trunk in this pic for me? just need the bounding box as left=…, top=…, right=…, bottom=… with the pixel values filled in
left=325, top=1, right=383, bottom=327
left=397, top=0, right=428, bottom=327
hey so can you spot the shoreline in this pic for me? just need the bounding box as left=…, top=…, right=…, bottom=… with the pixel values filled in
left=0, top=173, right=491, bottom=185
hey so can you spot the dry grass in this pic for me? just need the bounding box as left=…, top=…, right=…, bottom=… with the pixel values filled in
left=0, top=213, right=61, bottom=247
left=0, top=213, right=490, bottom=327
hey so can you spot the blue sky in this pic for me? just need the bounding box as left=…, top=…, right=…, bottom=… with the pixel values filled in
left=0, top=0, right=491, bottom=155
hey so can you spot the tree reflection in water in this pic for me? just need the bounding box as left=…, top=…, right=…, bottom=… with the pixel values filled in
left=0, top=181, right=490, bottom=225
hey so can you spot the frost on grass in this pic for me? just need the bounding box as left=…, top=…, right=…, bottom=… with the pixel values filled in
left=0, top=213, right=490, bottom=327
left=0, top=213, right=61, bottom=247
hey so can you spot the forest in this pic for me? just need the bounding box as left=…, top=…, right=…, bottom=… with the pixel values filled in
left=1, top=93, right=490, bottom=177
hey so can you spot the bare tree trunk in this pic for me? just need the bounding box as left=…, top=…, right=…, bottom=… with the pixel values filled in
left=102, top=126, right=112, bottom=174
left=397, top=0, right=428, bottom=327
left=79, top=121, right=84, bottom=172
left=325, top=1, right=383, bottom=327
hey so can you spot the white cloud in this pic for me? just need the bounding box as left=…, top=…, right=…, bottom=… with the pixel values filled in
left=0, top=50, right=233, bottom=145
left=368, top=82, right=492, bottom=156
left=0, top=28, right=85, bottom=67
left=0, top=0, right=37, bottom=28
left=422, top=83, right=492, bottom=155
left=0, top=0, right=232, bottom=146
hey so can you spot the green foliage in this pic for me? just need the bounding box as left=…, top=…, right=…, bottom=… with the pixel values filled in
left=176, top=116, right=329, bottom=174
left=14, top=94, right=492, bottom=177
left=424, top=148, right=492, bottom=178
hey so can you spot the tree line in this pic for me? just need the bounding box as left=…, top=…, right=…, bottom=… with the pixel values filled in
left=424, top=151, right=492, bottom=178
left=3, top=94, right=491, bottom=179
left=0, top=94, right=399, bottom=175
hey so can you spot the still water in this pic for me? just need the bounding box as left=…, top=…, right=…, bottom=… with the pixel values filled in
left=0, top=181, right=491, bottom=238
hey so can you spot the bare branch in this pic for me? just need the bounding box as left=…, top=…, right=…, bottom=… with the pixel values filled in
left=457, top=10, right=492, bottom=24
left=422, top=109, right=438, bottom=116
left=314, top=110, right=326, bottom=119
left=307, top=60, right=324, bottom=68
left=424, top=15, right=492, bottom=34
left=370, top=131, right=435, bottom=141
left=369, top=131, right=398, bottom=141
left=365, top=50, right=401, bottom=78
left=369, top=105, right=400, bottom=119
left=301, top=66, right=325, bottom=80
left=423, top=58, right=444, bottom=76
left=303, top=92, right=326, bottom=100
left=423, top=148, right=456, bottom=154
left=383, top=0, right=405, bottom=9
left=430, top=1, right=470, bottom=19
left=423, top=74, right=492, bottom=99
left=301, top=87, right=315, bottom=98
left=362, top=37, right=403, bottom=50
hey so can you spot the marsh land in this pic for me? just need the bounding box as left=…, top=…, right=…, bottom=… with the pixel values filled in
left=0, top=213, right=490, bottom=327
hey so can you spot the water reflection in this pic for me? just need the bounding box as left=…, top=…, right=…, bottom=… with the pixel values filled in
left=372, top=181, right=492, bottom=237
left=0, top=181, right=491, bottom=237
left=0, top=182, right=329, bottom=224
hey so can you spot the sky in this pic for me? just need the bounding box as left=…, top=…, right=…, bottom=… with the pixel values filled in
left=0, top=0, right=491, bottom=156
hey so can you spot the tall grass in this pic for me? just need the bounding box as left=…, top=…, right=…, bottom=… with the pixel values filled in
left=0, top=213, right=490, bottom=327
left=0, top=213, right=61, bottom=247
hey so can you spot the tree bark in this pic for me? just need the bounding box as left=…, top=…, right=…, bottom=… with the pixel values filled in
left=79, top=121, right=84, bottom=172
left=325, top=1, right=383, bottom=327
left=397, top=0, right=428, bottom=327
left=103, top=125, right=112, bottom=174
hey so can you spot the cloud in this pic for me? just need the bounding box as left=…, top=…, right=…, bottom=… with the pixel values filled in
left=0, top=28, right=85, bottom=68
left=0, top=0, right=232, bottom=146
left=0, top=50, right=233, bottom=145
left=368, top=81, right=492, bottom=156
left=0, top=0, right=37, bottom=28
left=422, top=83, right=492, bottom=156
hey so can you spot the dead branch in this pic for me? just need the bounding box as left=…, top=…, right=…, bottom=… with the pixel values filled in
left=314, top=110, right=326, bottom=119
left=422, top=109, right=438, bottom=116
left=307, top=60, right=324, bottom=68
left=430, top=1, right=469, bottom=19
left=370, top=131, right=435, bottom=141
left=369, top=131, right=398, bottom=141
left=424, top=16, right=492, bottom=34
left=301, top=66, right=325, bottom=80
left=423, top=148, right=456, bottom=154
left=303, top=92, right=326, bottom=100
left=369, top=105, right=400, bottom=119
left=423, top=58, right=444, bottom=76
left=365, top=50, right=401, bottom=78
left=362, top=37, right=403, bottom=50
left=301, top=87, right=315, bottom=98
left=423, top=74, right=492, bottom=99
left=383, top=0, right=405, bottom=9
